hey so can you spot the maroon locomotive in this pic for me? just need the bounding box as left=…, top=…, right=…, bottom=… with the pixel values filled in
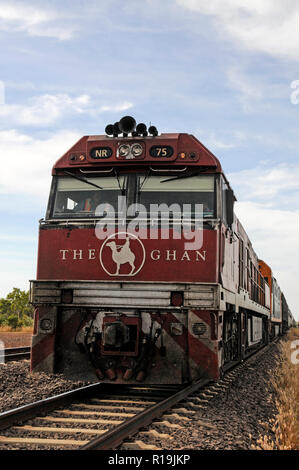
left=30, top=116, right=291, bottom=384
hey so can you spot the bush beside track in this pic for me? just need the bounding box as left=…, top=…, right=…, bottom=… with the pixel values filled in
left=255, top=328, right=299, bottom=450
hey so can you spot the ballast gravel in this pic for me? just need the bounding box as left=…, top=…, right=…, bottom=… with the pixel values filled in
left=123, top=341, right=281, bottom=450
left=0, top=361, right=89, bottom=413
left=0, top=341, right=281, bottom=450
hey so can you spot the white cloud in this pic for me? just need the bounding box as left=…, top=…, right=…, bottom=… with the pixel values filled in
left=0, top=93, right=90, bottom=126
left=177, top=0, right=299, bottom=61
left=0, top=234, right=36, bottom=242
left=235, top=201, right=299, bottom=319
left=99, top=102, right=134, bottom=113
left=0, top=2, right=74, bottom=40
left=0, top=129, right=81, bottom=196
left=0, top=256, right=35, bottom=297
left=0, top=93, right=134, bottom=126
left=226, top=66, right=288, bottom=112
left=196, top=128, right=247, bottom=151
left=228, top=163, right=299, bottom=209
left=227, top=67, right=263, bottom=101
left=226, top=66, right=263, bottom=113
left=229, top=163, right=299, bottom=319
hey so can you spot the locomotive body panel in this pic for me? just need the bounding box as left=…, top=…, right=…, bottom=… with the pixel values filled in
left=30, top=299, right=220, bottom=382
left=36, top=226, right=218, bottom=284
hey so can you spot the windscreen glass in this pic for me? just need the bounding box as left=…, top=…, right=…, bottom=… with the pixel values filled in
left=138, top=174, right=215, bottom=218
left=52, top=175, right=125, bottom=218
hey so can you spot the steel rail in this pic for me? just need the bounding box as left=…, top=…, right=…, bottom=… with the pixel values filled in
left=0, top=383, right=112, bottom=431
left=3, top=347, right=31, bottom=362
left=79, top=377, right=210, bottom=450
left=0, top=383, right=181, bottom=432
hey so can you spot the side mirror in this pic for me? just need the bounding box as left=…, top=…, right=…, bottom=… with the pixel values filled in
left=225, top=189, right=235, bottom=228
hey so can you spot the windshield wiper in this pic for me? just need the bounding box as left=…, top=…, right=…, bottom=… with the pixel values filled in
left=138, top=168, right=151, bottom=193
left=114, top=169, right=126, bottom=195
left=63, top=171, right=103, bottom=190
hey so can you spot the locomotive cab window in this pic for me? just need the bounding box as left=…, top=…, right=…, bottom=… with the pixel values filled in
left=138, top=174, right=215, bottom=218
left=50, top=175, right=126, bottom=218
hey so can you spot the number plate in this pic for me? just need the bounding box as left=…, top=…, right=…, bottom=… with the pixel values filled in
left=150, top=146, right=173, bottom=158
left=90, top=147, right=113, bottom=159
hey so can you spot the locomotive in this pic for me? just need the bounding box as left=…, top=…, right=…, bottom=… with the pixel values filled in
left=30, top=116, right=294, bottom=384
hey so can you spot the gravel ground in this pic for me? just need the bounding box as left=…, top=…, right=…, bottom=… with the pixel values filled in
left=0, top=341, right=281, bottom=450
left=129, top=341, right=280, bottom=450
left=0, top=361, right=89, bottom=413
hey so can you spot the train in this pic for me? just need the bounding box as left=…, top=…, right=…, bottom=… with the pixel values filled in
left=29, top=116, right=295, bottom=384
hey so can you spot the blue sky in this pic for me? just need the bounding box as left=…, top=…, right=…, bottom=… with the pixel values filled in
left=0, top=0, right=298, bottom=319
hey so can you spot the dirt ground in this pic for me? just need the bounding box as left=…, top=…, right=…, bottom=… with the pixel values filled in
left=0, top=332, right=32, bottom=348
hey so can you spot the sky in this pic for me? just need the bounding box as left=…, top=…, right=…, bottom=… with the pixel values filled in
left=0, top=0, right=298, bottom=320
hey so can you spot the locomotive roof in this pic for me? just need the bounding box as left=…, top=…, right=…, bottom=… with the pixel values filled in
left=52, top=132, right=223, bottom=175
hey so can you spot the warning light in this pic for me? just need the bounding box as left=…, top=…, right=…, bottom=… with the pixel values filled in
left=179, top=152, right=186, bottom=159
left=79, top=154, right=86, bottom=161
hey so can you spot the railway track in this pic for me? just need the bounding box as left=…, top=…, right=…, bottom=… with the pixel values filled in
left=0, top=339, right=278, bottom=450
left=0, top=380, right=210, bottom=450
left=2, top=347, right=31, bottom=362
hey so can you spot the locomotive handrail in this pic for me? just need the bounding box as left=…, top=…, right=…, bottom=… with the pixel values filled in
left=39, top=217, right=221, bottom=227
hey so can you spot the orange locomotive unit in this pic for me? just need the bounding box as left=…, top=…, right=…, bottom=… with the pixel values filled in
left=30, top=116, right=294, bottom=383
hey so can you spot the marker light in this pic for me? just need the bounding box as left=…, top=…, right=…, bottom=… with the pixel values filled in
left=119, top=144, right=130, bottom=157
left=131, top=143, right=143, bottom=157
left=40, top=318, right=53, bottom=331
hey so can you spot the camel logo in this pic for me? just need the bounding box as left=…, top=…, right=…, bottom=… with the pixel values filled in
left=99, top=232, right=146, bottom=276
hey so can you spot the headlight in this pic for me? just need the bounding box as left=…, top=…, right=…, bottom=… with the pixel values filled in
left=118, top=144, right=130, bottom=157
left=131, top=143, right=143, bottom=157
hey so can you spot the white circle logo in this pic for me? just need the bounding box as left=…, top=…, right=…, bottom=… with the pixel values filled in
left=99, top=232, right=146, bottom=277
